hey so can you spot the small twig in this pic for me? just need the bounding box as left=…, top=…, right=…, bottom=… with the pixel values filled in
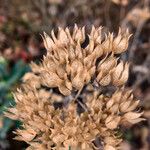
left=76, top=99, right=90, bottom=113
left=73, top=87, right=90, bottom=112
left=74, top=87, right=83, bottom=101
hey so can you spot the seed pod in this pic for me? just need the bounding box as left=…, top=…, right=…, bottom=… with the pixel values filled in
left=58, top=27, right=69, bottom=44
left=98, top=74, right=111, bottom=86
left=123, top=112, right=145, bottom=124
left=14, top=128, right=36, bottom=142
left=73, top=25, right=85, bottom=43
left=111, top=62, right=129, bottom=86
left=97, top=56, right=117, bottom=73
left=42, top=32, right=54, bottom=51
left=113, top=29, right=131, bottom=54
left=58, top=83, right=71, bottom=96
left=72, top=70, right=85, bottom=90
left=105, top=116, right=121, bottom=129
left=102, top=33, right=113, bottom=54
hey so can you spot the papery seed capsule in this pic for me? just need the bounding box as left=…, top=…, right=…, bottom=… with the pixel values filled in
left=42, top=32, right=54, bottom=51
left=111, top=62, right=129, bottom=86
left=105, top=116, right=121, bottom=129
left=102, top=33, right=113, bottom=54
left=97, top=56, right=117, bottom=73
left=113, top=29, right=131, bottom=54
left=99, top=74, right=111, bottom=86
left=58, top=27, right=69, bottom=44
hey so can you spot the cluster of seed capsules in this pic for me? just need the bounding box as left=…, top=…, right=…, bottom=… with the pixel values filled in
left=5, top=25, right=144, bottom=150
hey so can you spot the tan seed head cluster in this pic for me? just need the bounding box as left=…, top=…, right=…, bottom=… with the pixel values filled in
left=5, top=25, right=144, bottom=150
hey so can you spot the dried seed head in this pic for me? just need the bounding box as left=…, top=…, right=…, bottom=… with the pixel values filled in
left=30, top=26, right=131, bottom=95
left=5, top=25, right=144, bottom=150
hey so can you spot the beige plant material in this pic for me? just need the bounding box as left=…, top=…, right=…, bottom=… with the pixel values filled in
left=125, top=7, right=150, bottom=26
left=111, top=0, right=129, bottom=6
left=96, top=55, right=129, bottom=86
left=48, top=0, right=63, bottom=4
left=30, top=26, right=131, bottom=96
left=5, top=25, right=144, bottom=150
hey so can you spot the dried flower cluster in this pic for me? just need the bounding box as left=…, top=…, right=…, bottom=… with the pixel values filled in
left=5, top=25, right=144, bottom=150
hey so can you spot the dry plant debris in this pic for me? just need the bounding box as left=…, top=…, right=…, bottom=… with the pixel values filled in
left=5, top=25, right=145, bottom=150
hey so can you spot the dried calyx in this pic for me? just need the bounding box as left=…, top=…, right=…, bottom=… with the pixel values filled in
left=5, top=25, right=144, bottom=150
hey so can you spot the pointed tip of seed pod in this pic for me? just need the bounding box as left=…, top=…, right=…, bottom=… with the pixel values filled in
left=74, top=23, right=78, bottom=29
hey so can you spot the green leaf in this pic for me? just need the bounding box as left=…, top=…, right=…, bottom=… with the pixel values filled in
left=0, top=118, right=14, bottom=139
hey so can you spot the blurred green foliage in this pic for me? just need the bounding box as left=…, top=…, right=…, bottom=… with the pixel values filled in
left=0, top=56, right=29, bottom=140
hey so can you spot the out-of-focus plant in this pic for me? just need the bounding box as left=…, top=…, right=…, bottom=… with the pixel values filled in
left=0, top=56, right=29, bottom=148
